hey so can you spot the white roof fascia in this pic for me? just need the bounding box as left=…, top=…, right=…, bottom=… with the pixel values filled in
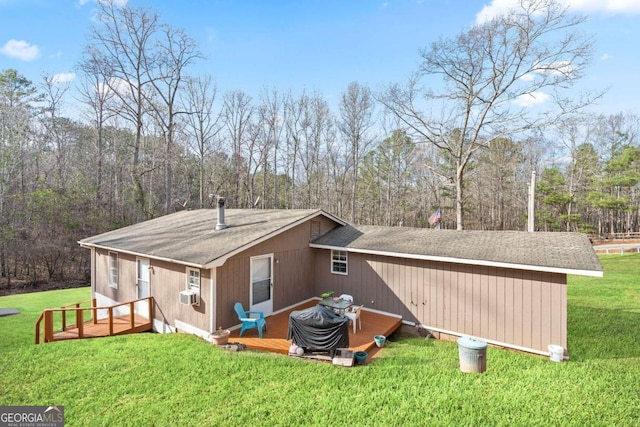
left=204, top=210, right=343, bottom=268
left=309, top=243, right=604, bottom=278
left=78, top=242, right=205, bottom=269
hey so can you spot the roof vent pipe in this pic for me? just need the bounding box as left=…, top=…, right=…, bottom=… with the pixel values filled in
left=215, top=196, right=227, bottom=230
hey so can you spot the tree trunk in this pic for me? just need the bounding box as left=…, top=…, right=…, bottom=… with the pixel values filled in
left=456, top=165, right=464, bottom=230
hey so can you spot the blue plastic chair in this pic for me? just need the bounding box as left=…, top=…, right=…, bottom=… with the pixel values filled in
left=234, top=302, right=266, bottom=338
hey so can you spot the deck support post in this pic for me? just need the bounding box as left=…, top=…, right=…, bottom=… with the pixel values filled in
left=129, top=302, right=135, bottom=328
left=108, top=307, right=114, bottom=336
left=35, top=320, right=40, bottom=345
left=77, top=309, right=84, bottom=338
left=44, top=310, right=54, bottom=343
left=92, top=298, right=97, bottom=324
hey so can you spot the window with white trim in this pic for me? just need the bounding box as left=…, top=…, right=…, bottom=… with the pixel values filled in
left=331, top=250, right=348, bottom=275
left=108, top=252, right=118, bottom=289
left=187, top=268, right=201, bottom=304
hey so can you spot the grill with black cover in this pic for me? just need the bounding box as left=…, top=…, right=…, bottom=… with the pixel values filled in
left=287, top=304, right=349, bottom=356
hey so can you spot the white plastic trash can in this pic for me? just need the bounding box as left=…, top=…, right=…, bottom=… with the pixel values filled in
left=548, top=344, right=564, bottom=362
left=457, top=336, right=487, bottom=373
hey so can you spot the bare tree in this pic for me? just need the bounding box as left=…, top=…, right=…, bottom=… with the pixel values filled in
left=379, top=0, right=594, bottom=229
left=85, top=0, right=162, bottom=221
left=553, top=115, right=598, bottom=231
left=472, top=137, right=527, bottom=230
left=591, top=112, right=639, bottom=162
left=40, top=74, right=72, bottom=190
left=255, top=87, right=286, bottom=209
left=181, top=75, right=222, bottom=208
left=0, top=69, right=40, bottom=282
left=147, top=25, right=202, bottom=214
left=284, top=91, right=307, bottom=208
left=324, top=123, right=347, bottom=217
left=339, top=82, right=375, bottom=223
left=77, top=57, right=117, bottom=207
left=301, top=93, right=333, bottom=208
left=222, top=90, right=254, bottom=207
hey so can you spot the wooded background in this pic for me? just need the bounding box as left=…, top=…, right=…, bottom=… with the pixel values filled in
left=1, top=0, right=638, bottom=285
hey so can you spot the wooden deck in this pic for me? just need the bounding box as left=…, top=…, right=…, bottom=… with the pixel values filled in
left=35, top=297, right=153, bottom=344
left=228, top=300, right=403, bottom=356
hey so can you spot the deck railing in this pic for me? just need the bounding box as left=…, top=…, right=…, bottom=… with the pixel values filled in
left=35, top=297, right=153, bottom=344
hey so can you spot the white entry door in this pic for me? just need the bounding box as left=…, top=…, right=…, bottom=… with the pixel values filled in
left=250, top=255, right=273, bottom=316
left=136, top=258, right=150, bottom=319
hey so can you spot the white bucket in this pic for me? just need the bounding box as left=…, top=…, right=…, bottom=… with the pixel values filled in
left=548, top=344, right=564, bottom=362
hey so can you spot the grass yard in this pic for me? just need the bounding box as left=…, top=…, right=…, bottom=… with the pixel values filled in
left=1, top=254, right=639, bottom=426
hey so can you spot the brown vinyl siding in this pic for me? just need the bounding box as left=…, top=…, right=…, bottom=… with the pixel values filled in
left=95, top=249, right=137, bottom=303
left=215, top=218, right=339, bottom=329
left=92, top=214, right=341, bottom=335
left=82, top=209, right=598, bottom=355
left=217, top=257, right=250, bottom=328
left=314, top=250, right=567, bottom=353
left=149, top=259, right=210, bottom=333
left=94, top=248, right=211, bottom=333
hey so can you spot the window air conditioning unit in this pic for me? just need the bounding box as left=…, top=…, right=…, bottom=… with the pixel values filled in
left=179, top=290, right=197, bottom=305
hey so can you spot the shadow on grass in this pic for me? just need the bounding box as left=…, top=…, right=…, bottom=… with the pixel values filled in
left=568, top=304, right=640, bottom=361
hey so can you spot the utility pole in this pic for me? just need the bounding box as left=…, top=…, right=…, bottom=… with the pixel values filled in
left=528, top=170, right=536, bottom=232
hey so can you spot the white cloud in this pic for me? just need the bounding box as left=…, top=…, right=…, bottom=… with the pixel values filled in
left=52, top=73, right=76, bottom=84
left=514, top=91, right=550, bottom=107
left=520, top=73, right=536, bottom=82
left=600, top=53, right=612, bottom=61
left=476, top=0, right=518, bottom=23
left=109, top=77, right=133, bottom=94
left=566, top=0, right=640, bottom=14
left=519, top=60, right=575, bottom=82
left=537, top=60, right=575, bottom=76
left=96, top=0, right=128, bottom=6
left=0, top=39, right=40, bottom=61
left=476, top=0, right=640, bottom=23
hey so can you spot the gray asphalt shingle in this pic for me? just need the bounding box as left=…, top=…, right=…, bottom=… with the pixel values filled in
left=312, top=224, right=603, bottom=274
left=80, top=209, right=326, bottom=266
left=80, top=209, right=603, bottom=274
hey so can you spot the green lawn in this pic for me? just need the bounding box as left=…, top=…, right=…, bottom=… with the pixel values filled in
left=1, top=255, right=639, bottom=426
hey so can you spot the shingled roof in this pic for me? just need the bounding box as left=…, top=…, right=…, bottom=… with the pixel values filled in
left=80, top=209, right=603, bottom=277
left=310, top=224, right=603, bottom=277
left=79, top=209, right=342, bottom=268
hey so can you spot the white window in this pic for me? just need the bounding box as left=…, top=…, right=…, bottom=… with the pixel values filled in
left=187, top=268, right=201, bottom=304
left=108, top=252, right=118, bottom=289
left=331, top=250, right=348, bottom=275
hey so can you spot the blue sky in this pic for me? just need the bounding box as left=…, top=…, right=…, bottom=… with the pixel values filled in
left=1, top=0, right=639, bottom=116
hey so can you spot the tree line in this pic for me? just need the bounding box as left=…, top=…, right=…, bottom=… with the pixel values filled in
left=1, top=0, right=638, bottom=286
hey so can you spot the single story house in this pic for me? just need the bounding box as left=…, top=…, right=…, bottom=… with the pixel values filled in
left=79, top=203, right=603, bottom=356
